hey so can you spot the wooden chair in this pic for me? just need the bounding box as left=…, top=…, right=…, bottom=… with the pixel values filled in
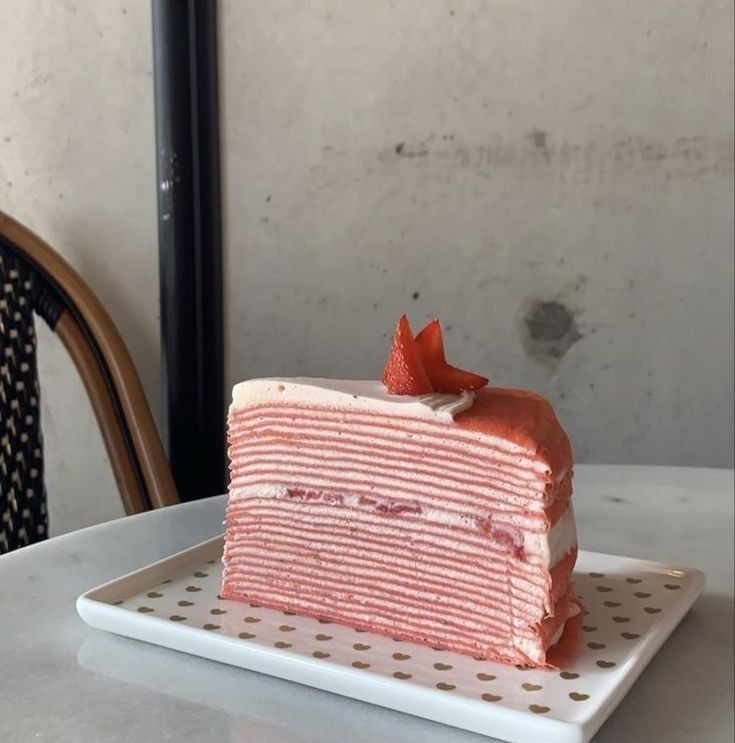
left=0, top=211, right=178, bottom=553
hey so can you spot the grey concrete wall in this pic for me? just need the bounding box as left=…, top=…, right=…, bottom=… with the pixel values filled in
left=0, top=1, right=732, bottom=534
left=222, top=0, right=734, bottom=468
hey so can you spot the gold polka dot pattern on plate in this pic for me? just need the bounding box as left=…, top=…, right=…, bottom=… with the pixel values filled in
left=477, top=673, right=496, bottom=681
left=393, top=652, right=410, bottom=661
left=559, top=672, right=579, bottom=680
left=352, top=661, right=370, bottom=669
left=436, top=682, right=456, bottom=691
left=147, top=591, right=163, bottom=599
left=596, top=586, right=613, bottom=593
left=569, top=692, right=589, bottom=701
left=596, top=660, right=616, bottom=669
left=663, top=583, right=681, bottom=590
left=238, top=632, right=256, bottom=640
left=193, top=571, right=208, bottom=578
left=481, top=693, right=502, bottom=703
left=529, top=705, right=550, bottom=714
left=612, top=616, right=631, bottom=623
left=312, top=651, right=330, bottom=659
left=185, top=586, right=202, bottom=593
left=644, top=607, right=662, bottom=614
left=137, top=606, right=154, bottom=613
left=603, top=600, right=621, bottom=608
left=315, top=634, right=333, bottom=641
left=393, top=671, right=412, bottom=680
left=353, top=643, right=371, bottom=651
left=633, top=591, right=651, bottom=598
left=178, top=600, right=194, bottom=607
left=203, top=623, right=220, bottom=631
left=621, top=632, right=641, bottom=640
left=211, top=608, right=226, bottom=615
left=434, top=662, right=452, bottom=671
left=588, top=642, right=606, bottom=650
left=582, top=625, right=597, bottom=632
left=243, top=616, right=260, bottom=623
left=279, top=625, right=296, bottom=632
left=169, top=615, right=186, bottom=622
left=522, top=683, right=542, bottom=691
left=274, top=641, right=291, bottom=648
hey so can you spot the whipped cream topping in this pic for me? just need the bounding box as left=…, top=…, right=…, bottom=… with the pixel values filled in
left=231, top=377, right=475, bottom=423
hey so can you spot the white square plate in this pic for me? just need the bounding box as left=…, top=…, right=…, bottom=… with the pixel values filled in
left=77, top=537, right=703, bottom=743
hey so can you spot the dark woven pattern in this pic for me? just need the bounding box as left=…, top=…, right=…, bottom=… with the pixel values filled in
left=0, top=247, right=47, bottom=553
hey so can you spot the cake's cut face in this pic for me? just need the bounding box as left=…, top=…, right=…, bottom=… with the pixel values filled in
left=222, top=377, right=580, bottom=667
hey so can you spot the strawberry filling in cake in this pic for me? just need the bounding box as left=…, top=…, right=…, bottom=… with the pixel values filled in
left=221, top=316, right=581, bottom=667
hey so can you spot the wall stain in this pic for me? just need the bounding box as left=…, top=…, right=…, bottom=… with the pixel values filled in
left=605, top=495, right=626, bottom=504
left=372, top=133, right=733, bottom=177
left=528, top=129, right=552, bottom=163
left=394, top=142, right=429, bottom=158
left=522, top=300, right=582, bottom=366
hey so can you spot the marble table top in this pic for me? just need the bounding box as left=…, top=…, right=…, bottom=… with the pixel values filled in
left=1, top=465, right=732, bottom=742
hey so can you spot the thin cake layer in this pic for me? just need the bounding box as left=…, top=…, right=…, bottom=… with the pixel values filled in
left=222, top=378, right=578, bottom=667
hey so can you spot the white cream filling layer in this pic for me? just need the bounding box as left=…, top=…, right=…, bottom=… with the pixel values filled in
left=231, top=377, right=474, bottom=424
left=539, top=502, right=577, bottom=567
left=228, top=484, right=577, bottom=569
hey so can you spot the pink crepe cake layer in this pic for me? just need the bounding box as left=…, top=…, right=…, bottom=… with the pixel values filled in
left=221, top=379, right=580, bottom=667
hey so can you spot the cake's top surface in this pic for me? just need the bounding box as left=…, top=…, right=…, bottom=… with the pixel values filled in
left=231, top=377, right=474, bottom=423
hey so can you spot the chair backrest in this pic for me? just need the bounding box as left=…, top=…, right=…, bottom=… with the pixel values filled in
left=0, top=211, right=179, bottom=553
left=0, top=248, right=47, bottom=551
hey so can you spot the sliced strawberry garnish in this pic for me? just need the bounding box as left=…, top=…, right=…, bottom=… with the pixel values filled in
left=414, top=318, right=489, bottom=393
left=381, top=315, right=433, bottom=395
left=425, top=363, right=489, bottom=393
left=415, top=318, right=445, bottom=367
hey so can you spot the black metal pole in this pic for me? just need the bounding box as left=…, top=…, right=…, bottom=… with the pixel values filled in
left=152, top=0, right=225, bottom=502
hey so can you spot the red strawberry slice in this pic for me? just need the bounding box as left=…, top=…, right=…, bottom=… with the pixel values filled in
left=381, top=315, right=433, bottom=395
left=415, top=318, right=446, bottom=366
left=415, top=319, right=489, bottom=393
left=426, top=363, right=489, bottom=393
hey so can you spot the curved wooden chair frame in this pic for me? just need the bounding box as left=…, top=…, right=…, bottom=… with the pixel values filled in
left=0, top=210, right=178, bottom=514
